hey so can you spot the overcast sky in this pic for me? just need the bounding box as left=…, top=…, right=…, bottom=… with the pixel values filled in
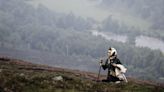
left=30, top=0, right=109, bottom=21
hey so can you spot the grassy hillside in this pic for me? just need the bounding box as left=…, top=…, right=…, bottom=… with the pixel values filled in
left=0, top=57, right=163, bottom=92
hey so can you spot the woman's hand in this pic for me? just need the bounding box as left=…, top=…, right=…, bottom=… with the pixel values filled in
left=112, top=63, right=117, bottom=67
left=99, top=60, right=103, bottom=66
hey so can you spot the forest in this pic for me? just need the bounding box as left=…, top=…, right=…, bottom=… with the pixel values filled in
left=0, top=0, right=164, bottom=83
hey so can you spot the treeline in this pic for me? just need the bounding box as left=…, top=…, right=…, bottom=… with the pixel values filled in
left=0, top=0, right=164, bottom=82
left=101, top=0, right=164, bottom=29
left=100, top=0, right=164, bottom=41
left=100, top=15, right=164, bottom=44
left=0, top=0, right=94, bottom=49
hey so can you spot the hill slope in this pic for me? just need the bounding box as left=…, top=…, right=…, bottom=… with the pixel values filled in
left=0, top=57, right=163, bottom=92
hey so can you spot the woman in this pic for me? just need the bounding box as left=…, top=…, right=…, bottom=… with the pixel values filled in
left=100, top=47, right=127, bottom=83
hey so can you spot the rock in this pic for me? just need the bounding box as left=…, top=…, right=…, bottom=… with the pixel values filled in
left=52, top=76, right=63, bottom=81
left=20, top=73, right=25, bottom=77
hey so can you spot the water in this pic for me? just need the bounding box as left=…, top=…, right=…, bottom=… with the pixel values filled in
left=91, top=30, right=164, bottom=53
left=91, top=30, right=127, bottom=43
left=136, top=35, right=164, bottom=52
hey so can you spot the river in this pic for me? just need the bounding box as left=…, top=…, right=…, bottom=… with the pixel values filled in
left=91, top=30, right=164, bottom=53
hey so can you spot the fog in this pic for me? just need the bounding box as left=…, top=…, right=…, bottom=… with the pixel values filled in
left=136, top=36, right=164, bottom=52
left=30, top=0, right=108, bottom=21
left=29, top=0, right=164, bottom=50
left=91, top=30, right=164, bottom=53
left=30, top=0, right=151, bottom=30
left=0, top=0, right=164, bottom=82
